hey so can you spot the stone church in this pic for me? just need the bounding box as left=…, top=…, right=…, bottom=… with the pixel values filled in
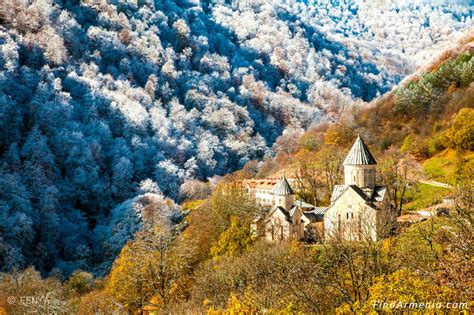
left=323, top=135, right=394, bottom=241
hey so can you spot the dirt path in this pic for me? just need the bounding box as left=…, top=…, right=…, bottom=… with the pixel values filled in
left=418, top=179, right=453, bottom=189
left=408, top=157, right=453, bottom=189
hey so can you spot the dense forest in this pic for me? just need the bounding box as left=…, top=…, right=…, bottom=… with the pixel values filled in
left=0, top=1, right=473, bottom=311
left=1, top=38, right=473, bottom=314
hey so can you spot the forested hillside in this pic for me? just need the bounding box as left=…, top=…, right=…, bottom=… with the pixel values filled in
left=244, top=36, right=473, bottom=220
left=0, top=0, right=472, bottom=275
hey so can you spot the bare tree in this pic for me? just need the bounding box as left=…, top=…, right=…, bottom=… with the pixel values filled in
left=272, top=128, right=304, bottom=160
left=294, top=161, right=322, bottom=205
left=378, top=147, right=419, bottom=216
left=452, top=161, right=474, bottom=222
left=318, top=147, right=344, bottom=203
left=137, top=229, right=191, bottom=313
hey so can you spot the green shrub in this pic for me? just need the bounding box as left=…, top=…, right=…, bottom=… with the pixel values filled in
left=427, top=133, right=448, bottom=155
left=447, top=108, right=474, bottom=150
left=401, top=134, right=430, bottom=159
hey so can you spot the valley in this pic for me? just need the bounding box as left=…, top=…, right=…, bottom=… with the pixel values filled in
left=0, top=1, right=473, bottom=313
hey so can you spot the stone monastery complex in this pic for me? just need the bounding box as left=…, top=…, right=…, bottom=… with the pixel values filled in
left=246, top=135, right=396, bottom=242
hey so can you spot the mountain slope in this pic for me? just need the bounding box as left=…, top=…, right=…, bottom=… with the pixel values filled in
left=0, top=0, right=472, bottom=274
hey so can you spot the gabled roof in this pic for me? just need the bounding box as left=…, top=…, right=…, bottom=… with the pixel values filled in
left=271, top=176, right=295, bottom=196
left=330, top=185, right=387, bottom=206
left=292, top=200, right=317, bottom=218
left=312, top=207, right=329, bottom=214
left=371, top=186, right=387, bottom=202
left=293, top=199, right=316, bottom=208
left=266, top=206, right=292, bottom=222
left=349, top=185, right=372, bottom=202
left=304, top=207, right=328, bottom=216
left=303, top=207, right=328, bottom=222
left=330, top=185, right=347, bottom=203
left=343, top=135, right=377, bottom=165
left=253, top=208, right=269, bottom=222
left=289, top=205, right=302, bottom=217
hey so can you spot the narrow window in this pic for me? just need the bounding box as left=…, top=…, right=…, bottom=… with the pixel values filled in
left=338, top=214, right=342, bottom=232
left=358, top=217, right=362, bottom=241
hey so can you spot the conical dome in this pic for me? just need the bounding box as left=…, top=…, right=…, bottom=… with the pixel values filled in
left=343, top=135, right=377, bottom=165
left=271, top=176, right=294, bottom=196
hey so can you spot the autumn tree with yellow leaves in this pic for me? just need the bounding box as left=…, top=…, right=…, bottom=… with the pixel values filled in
left=210, top=216, right=254, bottom=260
left=105, top=227, right=192, bottom=314
left=346, top=269, right=457, bottom=313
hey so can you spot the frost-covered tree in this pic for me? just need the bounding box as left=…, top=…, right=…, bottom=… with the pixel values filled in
left=179, top=179, right=211, bottom=201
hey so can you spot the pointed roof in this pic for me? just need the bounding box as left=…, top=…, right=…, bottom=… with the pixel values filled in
left=271, top=176, right=295, bottom=196
left=343, top=135, right=377, bottom=165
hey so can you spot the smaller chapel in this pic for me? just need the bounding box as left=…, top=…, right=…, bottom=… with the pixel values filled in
left=247, top=176, right=323, bottom=241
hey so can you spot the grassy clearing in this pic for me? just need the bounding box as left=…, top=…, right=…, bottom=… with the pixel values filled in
left=403, top=183, right=450, bottom=211
left=182, top=199, right=206, bottom=211
left=422, top=149, right=473, bottom=184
